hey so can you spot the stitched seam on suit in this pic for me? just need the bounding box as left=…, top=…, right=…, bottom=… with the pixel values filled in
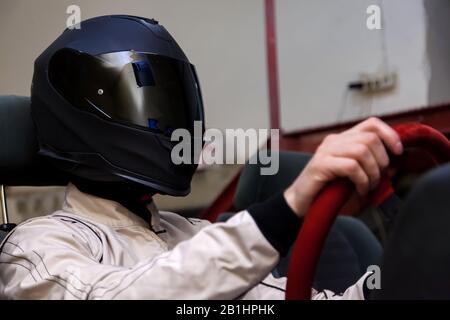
left=7, top=241, right=120, bottom=293
left=320, top=290, right=329, bottom=299
left=32, top=250, right=90, bottom=295
left=0, top=251, right=82, bottom=299
left=6, top=241, right=162, bottom=296
left=88, top=253, right=171, bottom=299
left=0, top=218, right=98, bottom=299
left=4, top=240, right=123, bottom=296
left=52, top=215, right=104, bottom=263
left=3, top=250, right=87, bottom=297
left=259, top=281, right=285, bottom=292
left=109, top=255, right=177, bottom=299
left=0, top=261, right=38, bottom=282
left=5, top=241, right=24, bottom=252
left=183, top=217, right=195, bottom=225
left=53, top=215, right=102, bottom=243
left=5, top=241, right=87, bottom=293
left=4, top=240, right=95, bottom=292
left=0, top=223, right=84, bottom=299
left=108, top=257, right=263, bottom=300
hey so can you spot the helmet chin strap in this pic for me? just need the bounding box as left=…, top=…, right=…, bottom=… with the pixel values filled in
left=70, top=175, right=156, bottom=221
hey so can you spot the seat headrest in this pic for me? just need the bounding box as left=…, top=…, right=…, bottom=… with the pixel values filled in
left=0, top=95, right=68, bottom=186
left=234, top=151, right=312, bottom=211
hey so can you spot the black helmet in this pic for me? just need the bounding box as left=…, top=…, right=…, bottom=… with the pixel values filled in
left=31, top=15, right=205, bottom=196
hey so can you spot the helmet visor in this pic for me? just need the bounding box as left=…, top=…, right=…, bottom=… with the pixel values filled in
left=49, top=49, right=204, bottom=136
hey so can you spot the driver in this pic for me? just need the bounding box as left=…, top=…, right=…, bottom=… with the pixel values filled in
left=0, top=15, right=403, bottom=300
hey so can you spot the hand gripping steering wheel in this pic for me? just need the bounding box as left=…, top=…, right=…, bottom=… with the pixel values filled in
left=285, top=123, right=450, bottom=300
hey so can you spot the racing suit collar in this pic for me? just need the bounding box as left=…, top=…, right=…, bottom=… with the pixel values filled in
left=62, top=183, right=161, bottom=230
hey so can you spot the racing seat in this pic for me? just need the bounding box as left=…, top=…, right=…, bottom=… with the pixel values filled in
left=0, top=95, right=69, bottom=241
left=218, top=151, right=382, bottom=293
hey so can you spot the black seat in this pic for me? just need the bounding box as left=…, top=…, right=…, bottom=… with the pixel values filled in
left=0, top=95, right=69, bottom=241
left=0, top=95, right=68, bottom=186
left=218, top=151, right=382, bottom=292
left=0, top=230, right=7, bottom=243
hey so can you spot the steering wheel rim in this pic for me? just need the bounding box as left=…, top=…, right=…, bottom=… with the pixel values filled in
left=285, top=123, right=450, bottom=300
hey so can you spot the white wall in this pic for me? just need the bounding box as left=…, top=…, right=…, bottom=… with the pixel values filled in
left=276, top=0, right=430, bottom=132
left=0, top=0, right=447, bottom=136
left=0, top=0, right=270, bottom=132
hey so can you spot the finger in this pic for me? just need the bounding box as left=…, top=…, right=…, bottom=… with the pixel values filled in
left=357, top=132, right=390, bottom=171
left=331, top=141, right=380, bottom=189
left=353, top=117, right=403, bottom=155
left=326, top=156, right=370, bottom=195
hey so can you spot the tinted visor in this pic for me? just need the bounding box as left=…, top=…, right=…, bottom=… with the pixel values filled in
left=49, top=49, right=203, bottom=135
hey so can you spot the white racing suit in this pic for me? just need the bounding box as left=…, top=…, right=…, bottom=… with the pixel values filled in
left=0, top=184, right=369, bottom=299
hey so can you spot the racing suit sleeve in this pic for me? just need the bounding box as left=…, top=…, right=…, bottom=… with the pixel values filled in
left=0, top=209, right=283, bottom=299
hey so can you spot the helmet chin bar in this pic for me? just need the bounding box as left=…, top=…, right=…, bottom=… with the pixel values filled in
left=285, top=123, right=450, bottom=300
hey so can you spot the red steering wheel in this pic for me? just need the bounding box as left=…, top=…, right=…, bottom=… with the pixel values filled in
left=285, top=123, right=450, bottom=300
